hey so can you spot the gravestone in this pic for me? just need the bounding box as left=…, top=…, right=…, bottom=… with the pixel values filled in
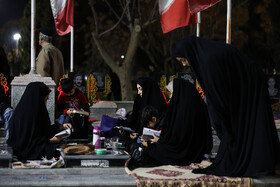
left=60, top=149, right=130, bottom=167
left=114, top=101, right=134, bottom=113
left=0, top=146, right=12, bottom=168
left=11, top=74, right=56, bottom=124
left=89, top=101, right=117, bottom=120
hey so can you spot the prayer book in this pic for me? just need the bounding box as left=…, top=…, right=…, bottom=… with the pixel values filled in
left=114, top=126, right=135, bottom=133
left=142, top=127, right=161, bottom=141
left=55, top=129, right=71, bottom=138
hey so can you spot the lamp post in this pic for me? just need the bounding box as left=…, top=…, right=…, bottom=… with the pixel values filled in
left=13, top=33, right=21, bottom=56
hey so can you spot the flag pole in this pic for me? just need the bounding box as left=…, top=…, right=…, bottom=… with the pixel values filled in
left=30, top=0, right=37, bottom=74
left=226, top=0, right=232, bottom=44
left=196, top=12, right=201, bottom=37
left=70, top=26, right=74, bottom=72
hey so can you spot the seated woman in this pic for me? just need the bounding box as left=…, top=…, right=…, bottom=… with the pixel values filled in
left=131, top=78, right=213, bottom=166
left=7, top=82, right=72, bottom=160
left=173, top=36, right=280, bottom=177
left=128, top=77, right=167, bottom=136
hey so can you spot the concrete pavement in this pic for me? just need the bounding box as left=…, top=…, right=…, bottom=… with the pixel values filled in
left=0, top=167, right=136, bottom=187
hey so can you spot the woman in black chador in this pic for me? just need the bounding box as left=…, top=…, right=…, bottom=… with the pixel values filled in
left=7, top=82, right=72, bottom=160
left=128, top=77, right=167, bottom=134
left=173, top=36, right=280, bottom=177
left=140, top=78, right=213, bottom=166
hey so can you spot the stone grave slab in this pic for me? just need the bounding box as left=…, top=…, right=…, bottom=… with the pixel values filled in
left=60, top=149, right=130, bottom=168
left=90, top=101, right=117, bottom=120
left=0, top=146, right=12, bottom=168
left=114, top=101, right=134, bottom=113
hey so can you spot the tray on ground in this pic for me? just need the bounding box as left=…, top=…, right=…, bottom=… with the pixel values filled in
left=60, top=149, right=130, bottom=168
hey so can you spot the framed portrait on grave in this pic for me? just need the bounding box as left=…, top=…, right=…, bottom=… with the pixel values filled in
left=68, top=72, right=87, bottom=95
left=93, top=72, right=106, bottom=92
left=267, top=75, right=280, bottom=100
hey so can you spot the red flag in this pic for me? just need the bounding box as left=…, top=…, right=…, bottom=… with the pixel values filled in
left=50, top=0, right=74, bottom=36
left=187, top=0, right=221, bottom=14
left=159, top=0, right=197, bottom=34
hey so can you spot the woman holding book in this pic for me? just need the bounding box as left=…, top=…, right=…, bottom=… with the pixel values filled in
left=132, top=78, right=213, bottom=166
left=7, top=82, right=72, bottom=160
left=128, top=77, right=167, bottom=136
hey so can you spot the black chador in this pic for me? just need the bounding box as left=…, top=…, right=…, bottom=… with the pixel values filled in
left=143, top=78, right=213, bottom=166
left=8, top=82, right=60, bottom=160
left=128, top=77, right=167, bottom=134
left=173, top=36, right=280, bottom=177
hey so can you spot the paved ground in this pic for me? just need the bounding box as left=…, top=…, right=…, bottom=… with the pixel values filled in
left=0, top=167, right=136, bottom=187
left=0, top=166, right=279, bottom=187
left=0, top=127, right=279, bottom=187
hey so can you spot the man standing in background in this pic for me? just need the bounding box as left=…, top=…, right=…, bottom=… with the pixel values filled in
left=36, top=27, right=64, bottom=86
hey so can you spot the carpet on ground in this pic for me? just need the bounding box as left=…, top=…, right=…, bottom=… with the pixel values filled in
left=125, top=159, right=252, bottom=187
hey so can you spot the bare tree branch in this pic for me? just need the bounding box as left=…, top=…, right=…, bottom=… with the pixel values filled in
left=104, top=0, right=127, bottom=27
left=91, top=32, right=118, bottom=72
left=138, top=42, right=157, bottom=67
left=99, top=4, right=128, bottom=37
left=124, top=0, right=134, bottom=31
left=118, top=0, right=124, bottom=8
left=142, top=0, right=159, bottom=29
left=88, top=1, right=99, bottom=34
left=138, top=0, right=141, bottom=22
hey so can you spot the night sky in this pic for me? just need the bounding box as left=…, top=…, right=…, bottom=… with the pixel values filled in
left=0, top=0, right=29, bottom=28
left=0, top=0, right=29, bottom=47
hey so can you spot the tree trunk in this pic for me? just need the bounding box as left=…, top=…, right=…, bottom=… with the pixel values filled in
left=91, top=20, right=141, bottom=101
left=117, top=22, right=141, bottom=100
left=117, top=66, right=134, bottom=101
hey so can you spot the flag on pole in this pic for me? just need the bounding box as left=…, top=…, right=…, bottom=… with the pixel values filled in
left=50, top=0, right=74, bottom=36
left=187, top=0, right=221, bottom=14
left=159, top=0, right=197, bottom=34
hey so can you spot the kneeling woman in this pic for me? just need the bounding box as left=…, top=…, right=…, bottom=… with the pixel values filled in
left=136, top=78, right=213, bottom=166
left=7, top=82, right=72, bottom=160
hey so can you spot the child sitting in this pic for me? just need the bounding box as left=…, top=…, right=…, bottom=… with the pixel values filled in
left=139, top=105, right=166, bottom=144
left=0, top=84, right=13, bottom=140
left=57, top=78, right=90, bottom=139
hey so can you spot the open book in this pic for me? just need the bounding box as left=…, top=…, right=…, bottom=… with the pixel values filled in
left=114, top=126, right=135, bottom=133
left=55, top=129, right=71, bottom=138
left=142, top=127, right=161, bottom=141
left=72, top=110, right=89, bottom=116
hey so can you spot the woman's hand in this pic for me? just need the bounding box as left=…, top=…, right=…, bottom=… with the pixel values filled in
left=119, top=129, right=126, bottom=136
left=150, top=133, right=159, bottom=144
left=130, top=133, right=138, bottom=139
left=60, top=123, right=74, bottom=132
left=49, top=136, right=64, bottom=143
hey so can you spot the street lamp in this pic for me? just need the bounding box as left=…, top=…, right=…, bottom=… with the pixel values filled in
left=13, top=33, right=21, bottom=56
left=13, top=33, right=21, bottom=41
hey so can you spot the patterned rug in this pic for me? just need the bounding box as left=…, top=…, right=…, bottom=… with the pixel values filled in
left=125, top=159, right=252, bottom=187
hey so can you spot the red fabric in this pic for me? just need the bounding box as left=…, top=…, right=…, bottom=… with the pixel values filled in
left=187, top=0, right=221, bottom=14
left=57, top=89, right=88, bottom=113
left=161, top=91, right=169, bottom=104
left=51, top=0, right=74, bottom=36
left=160, top=0, right=197, bottom=33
